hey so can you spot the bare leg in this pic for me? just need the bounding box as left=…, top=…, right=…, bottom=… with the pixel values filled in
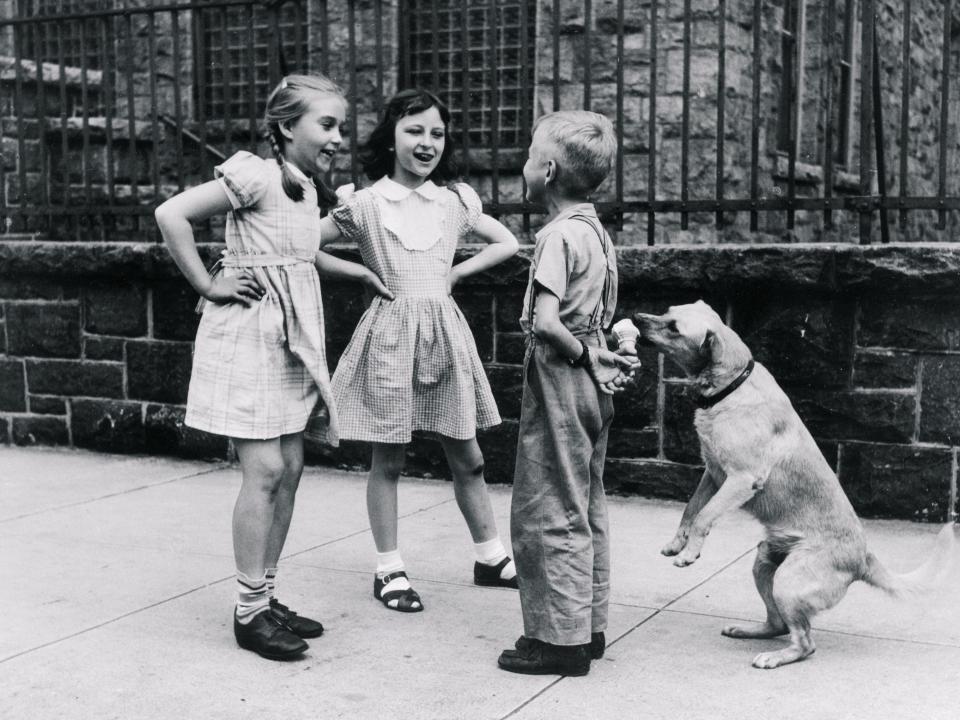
left=752, top=551, right=853, bottom=669
left=722, top=541, right=788, bottom=639
left=440, top=436, right=498, bottom=543
left=367, top=443, right=407, bottom=552
left=662, top=468, right=721, bottom=556
left=232, top=437, right=287, bottom=577
left=264, top=432, right=305, bottom=568
left=674, top=473, right=758, bottom=567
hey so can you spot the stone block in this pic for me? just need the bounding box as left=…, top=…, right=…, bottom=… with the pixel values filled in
left=5, top=302, right=81, bottom=358
left=838, top=442, right=952, bottom=522
left=918, top=356, right=960, bottom=445
left=452, top=289, right=493, bottom=362
left=71, top=398, right=146, bottom=453
left=604, top=459, right=703, bottom=501
left=12, top=415, right=68, bottom=446
left=26, top=359, right=124, bottom=398
left=606, top=426, right=659, bottom=459
left=611, top=345, right=660, bottom=425
left=733, top=296, right=854, bottom=390
left=495, top=332, right=526, bottom=365
left=791, top=389, right=916, bottom=444
left=152, top=280, right=201, bottom=341
left=84, top=282, right=148, bottom=337
left=858, top=298, right=960, bottom=351
left=0, top=358, right=26, bottom=411
left=477, top=420, right=519, bottom=484
left=84, top=336, right=125, bottom=361
left=487, top=364, right=525, bottom=420
left=853, top=351, right=918, bottom=389
left=126, top=340, right=193, bottom=404
left=662, top=382, right=701, bottom=464
left=29, top=395, right=65, bottom=415
left=495, top=291, right=527, bottom=332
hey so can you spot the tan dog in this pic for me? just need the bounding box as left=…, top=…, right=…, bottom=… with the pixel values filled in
left=634, top=300, right=956, bottom=669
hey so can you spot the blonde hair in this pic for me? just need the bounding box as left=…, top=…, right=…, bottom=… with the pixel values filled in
left=264, top=73, right=345, bottom=207
left=532, top=110, right=616, bottom=197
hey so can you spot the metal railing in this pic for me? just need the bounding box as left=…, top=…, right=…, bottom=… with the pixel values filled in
left=0, top=0, right=957, bottom=243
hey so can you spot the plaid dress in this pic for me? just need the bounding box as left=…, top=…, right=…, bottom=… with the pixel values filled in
left=184, top=151, right=338, bottom=444
left=330, top=178, right=500, bottom=443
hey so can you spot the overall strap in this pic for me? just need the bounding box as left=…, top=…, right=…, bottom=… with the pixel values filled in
left=568, top=214, right=613, bottom=331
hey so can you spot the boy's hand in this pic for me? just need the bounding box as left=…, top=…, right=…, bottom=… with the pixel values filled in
left=363, top=269, right=394, bottom=300
left=202, top=271, right=264, bottom=307
left=586, top=347, right=639, bottom=393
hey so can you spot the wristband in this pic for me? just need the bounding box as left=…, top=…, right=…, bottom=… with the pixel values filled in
left=568, top=341, right=590, bottom=368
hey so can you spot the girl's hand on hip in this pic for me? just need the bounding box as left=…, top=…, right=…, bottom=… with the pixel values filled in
left=203, top=272, right=264, bottom=307
left=446, top=267, right=462, bottom=296
left=363, top=270, right=395, bottom=301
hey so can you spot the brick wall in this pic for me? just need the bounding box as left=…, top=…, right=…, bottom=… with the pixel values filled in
left=2, top=239, right=959, bottom=523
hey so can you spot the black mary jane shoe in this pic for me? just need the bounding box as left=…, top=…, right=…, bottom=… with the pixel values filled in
left=234, top=610, right=308, bottom=661
left=269, top=598, right=325, bottom=639
left=373, top=570, right=424, bottom=613
left=497, top=636, right=590, bottom=676
left=473, top=557, right=519, bottom=589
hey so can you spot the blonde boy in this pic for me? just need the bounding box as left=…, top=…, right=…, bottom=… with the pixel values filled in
left=498, top=111, right=637, bottom=676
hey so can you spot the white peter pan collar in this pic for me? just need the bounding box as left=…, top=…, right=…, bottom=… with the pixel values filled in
left=370, top=177, right=446, bottom=252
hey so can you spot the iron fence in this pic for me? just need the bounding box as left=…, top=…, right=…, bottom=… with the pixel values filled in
left=0, top=0, right=957, bottom=243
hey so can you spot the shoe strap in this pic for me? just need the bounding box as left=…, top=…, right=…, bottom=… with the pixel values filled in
left=379, top=570, right=409, bottom=585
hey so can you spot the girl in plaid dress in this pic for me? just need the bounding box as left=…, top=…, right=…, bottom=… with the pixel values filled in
left=156, top=75, right=391, bottom=660
left=318, top=90, right=520, bottom=612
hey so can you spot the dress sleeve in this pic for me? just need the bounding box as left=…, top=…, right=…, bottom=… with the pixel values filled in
left=328, top=193, right=366, bottom=243
left=451, top=183, right=483, bottom=239
left=214, top=151, right=270, bottom=209
left=532, top=230, right=570, bottom=301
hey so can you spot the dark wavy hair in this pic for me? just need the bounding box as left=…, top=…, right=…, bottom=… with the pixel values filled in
left=359, top=89, right=460, bottom=183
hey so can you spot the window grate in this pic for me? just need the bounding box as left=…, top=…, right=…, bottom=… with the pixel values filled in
left=18, top=0, right=113, bottom=70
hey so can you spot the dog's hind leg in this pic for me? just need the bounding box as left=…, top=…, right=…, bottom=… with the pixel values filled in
left=662, top=468, right=721, bottom=556
left=722, top=541, right=788, bottom=639
left=751, top=551, right=853, bottom=669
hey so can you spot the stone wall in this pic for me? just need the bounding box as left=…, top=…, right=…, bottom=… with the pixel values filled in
left=2, top=239, right=958, bottom=523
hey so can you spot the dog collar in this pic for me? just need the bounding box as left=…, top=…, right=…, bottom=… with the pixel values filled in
left=696, top=359, right=755, bottom=410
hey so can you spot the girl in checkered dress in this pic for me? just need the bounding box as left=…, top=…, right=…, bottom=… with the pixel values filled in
left=156, top=75, right=391, bottom=660
left=317, top=90, right=521, bottom=612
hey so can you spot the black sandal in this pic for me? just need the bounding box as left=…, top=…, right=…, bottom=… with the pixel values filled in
left=373, top=570, right=424, bottom=613
left=474, top=557, right=519, bottom=589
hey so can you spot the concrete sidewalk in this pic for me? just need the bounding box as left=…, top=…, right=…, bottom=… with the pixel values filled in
left=1, top=446, right=956, bottom=720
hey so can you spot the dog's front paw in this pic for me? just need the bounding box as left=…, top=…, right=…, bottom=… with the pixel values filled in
left=661, top=536, right=687, bottom=556
left=673, top=551, right=699, bottom=567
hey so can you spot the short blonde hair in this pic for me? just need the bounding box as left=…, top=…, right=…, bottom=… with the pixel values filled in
left=532, top=110, right=616, bottom=197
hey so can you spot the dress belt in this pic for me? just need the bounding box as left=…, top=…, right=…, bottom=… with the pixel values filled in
left=195, top=250, right=315, bottom=314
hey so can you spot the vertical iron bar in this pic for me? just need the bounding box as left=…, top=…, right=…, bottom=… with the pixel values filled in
left=583, top=0, right=591, bottom=109
left=57, top=18, right=69, bottom=217
left=171, top=9, right=184, bottom=191
left=268, top=2, right=281, bottom=87
left=124, top=11, right=138, bottom=205
left=375, top=0, right=384, bottom=116
left=822, top=0, right=837, bottom=229
left=196, top=9, right=209, bottom=180
left=399, top=0, right=410, bottom=90
left=148, top=11, right=160, bottom=202
left=785, top=0, right=799, bottom=231
left=102, top=15, right=115, bottom=207
left=872, top=23, right=889, bottom=244
left=937, top=0, right=951, bottom=230
left=431, top=0, right=440, bottom=92
left=898, top=0, right=911, bottom=228
left=749, top=0, right=760, bottom=231
left=221, top=5, right=232, bottom=157
left=35, top=19, right=49, bottom=214
left=647, top=0, right=657, bottom=245
left=490, top=3, right=500, bottom=215
left=552, top=0, right=560, bottom=111
left=294, top=0, right=304, bottom=70
left=615, top=0, right=624, bottom=231
left=14, top=21, right=27, bottom=211
left=681, top=0, right=691, bottom=230
left=246, top=4, right=256, bottom=147
left=80, top=17, right=91, bottom=205
left=321, top=0, right=329, bottom=75
left=460, top=0, right=471, bottom=179
left=715, top=0, right=726, bottom=228
left=858, top=0, right=875, bottom=244
left=348, top=0, right=358, bottom=185
left=520, top=0, right=531, bottom=231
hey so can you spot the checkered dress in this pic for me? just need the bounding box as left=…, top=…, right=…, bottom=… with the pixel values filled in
left=184, top=151, right=339, bottom=444
left=330, top=180, right=501, bottom=443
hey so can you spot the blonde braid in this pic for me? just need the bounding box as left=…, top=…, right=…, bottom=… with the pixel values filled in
left=267, top=128, right=305, bottom=202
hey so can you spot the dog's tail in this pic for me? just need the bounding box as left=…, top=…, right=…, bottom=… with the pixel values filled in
left=860, top=523, right=957, bottom=598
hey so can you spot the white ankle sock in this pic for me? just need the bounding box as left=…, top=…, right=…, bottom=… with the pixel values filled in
left=474, top=537, right=516, bottom=580
left=376, top=549, right=412, bottom=595
left=235, top=571, right=270, bottom=624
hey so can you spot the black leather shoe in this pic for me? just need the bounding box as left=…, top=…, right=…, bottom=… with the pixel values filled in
left=269, top=599, right=324, bottom=639
left=498, top=636, right=590, bottom=676
left=473, top=557, right=519, bottom=589
left=234, top=610, right=308, bottom=660
left=590, top=631, right=605, bottom=659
